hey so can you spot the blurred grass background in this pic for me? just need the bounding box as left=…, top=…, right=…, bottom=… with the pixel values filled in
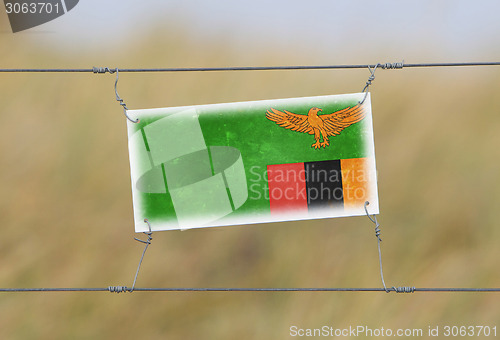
left=1, top=3, right=500, bottom=339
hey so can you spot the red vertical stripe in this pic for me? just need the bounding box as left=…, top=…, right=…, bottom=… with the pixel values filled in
left=267, top=163, right=308, bottom=215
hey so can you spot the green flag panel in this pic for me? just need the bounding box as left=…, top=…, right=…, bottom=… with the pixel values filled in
left=127, top=93, right=379, bottom=232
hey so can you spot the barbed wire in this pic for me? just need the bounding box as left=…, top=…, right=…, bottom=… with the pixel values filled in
left=0, top=61, right=499, bottom=73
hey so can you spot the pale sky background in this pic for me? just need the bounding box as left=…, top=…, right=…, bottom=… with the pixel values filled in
left=2, top=0, right=500, bottom=63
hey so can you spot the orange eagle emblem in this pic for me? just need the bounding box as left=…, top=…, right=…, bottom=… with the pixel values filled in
left=266, top=103, right=366, bottom=149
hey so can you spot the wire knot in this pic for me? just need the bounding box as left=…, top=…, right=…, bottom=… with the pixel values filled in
left=108, top=286, right=129, bottom=293
left=362, top=65, right=378, bottom=93
left=374, top=223, right=381, bottom=241
left=134, top=219, right=153, bottom=245
left=380, top=61, right=404, bottom=70
left=391, top=286, right=416, bottom=293
left=92, top=67, right=116, bottom=74
left=365, top=73, right=375, bottom=87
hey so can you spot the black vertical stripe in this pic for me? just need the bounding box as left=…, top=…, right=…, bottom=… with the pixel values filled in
left=304, top=160, right=344, bottom=210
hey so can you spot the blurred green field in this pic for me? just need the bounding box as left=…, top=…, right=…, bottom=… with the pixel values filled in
left=0, top=15, right=499, bottom=340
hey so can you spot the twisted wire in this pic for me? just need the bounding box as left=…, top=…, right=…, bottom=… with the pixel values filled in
left=0, top=287, right=498, bottom=293
left=391, top=286, right=416, bottom=293
left=380, top=61, right=404, bottom=69
left=364, top=202, right=416, bottom=294
left=108, top=286, right=129, bottom=293
left=112, top=68, right=139, bottom=123
left=92, top=67, right=115, bottom=74
left=359, top=64, right=380, bottom=105
left=2, top=61, right=499, bottom=73
left=130, top=219, right=153, bottom=292
left=364, top=201, right=389, bottom=292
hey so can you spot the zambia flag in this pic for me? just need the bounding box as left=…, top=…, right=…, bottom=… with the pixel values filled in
left=127, top=93, right=379, bottom=232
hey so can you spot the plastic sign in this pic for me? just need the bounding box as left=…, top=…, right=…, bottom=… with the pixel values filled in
left=126, top=93, right=379, bottom=232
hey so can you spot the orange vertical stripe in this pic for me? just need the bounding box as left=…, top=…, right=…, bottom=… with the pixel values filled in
left=341, top=158, right=370, bottom=209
